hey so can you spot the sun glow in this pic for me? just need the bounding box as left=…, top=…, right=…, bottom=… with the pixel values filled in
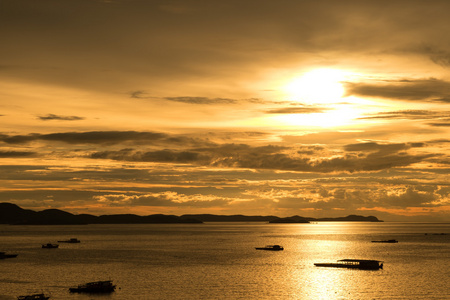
left=284, top=69, right=348, bottom=104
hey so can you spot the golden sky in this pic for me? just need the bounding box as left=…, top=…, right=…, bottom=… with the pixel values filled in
left=1, top=0, right=449, bottom=221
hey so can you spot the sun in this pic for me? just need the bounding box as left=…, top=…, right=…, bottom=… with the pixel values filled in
left=284, top=69, right=347, bottom=104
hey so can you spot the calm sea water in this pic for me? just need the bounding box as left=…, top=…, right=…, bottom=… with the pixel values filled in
left=0, top=222, right=449, bottom=300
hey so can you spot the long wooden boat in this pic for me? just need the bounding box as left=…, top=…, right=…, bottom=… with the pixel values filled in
left=255, top=245, right=284, bottom=251
left=314, top=259, right=383, bottom=270
left=57, top=238, right=80, bottom=243
left=69, top=280, right=116, bottom=293
left=17, top=293, right=50, bottom=300
left=371, top=239, right=398, bottom=243
left=0, top=251, right=18, bottom=259
left=42, top=243, right=59, bottom=249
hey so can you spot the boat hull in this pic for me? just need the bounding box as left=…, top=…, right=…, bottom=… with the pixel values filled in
left=371, top=240, right=398, bottom=243
left=255, top=247, right=283, bottom=251
left=314, top=263, right=381, bottom=270
left=69, top=281, right=116, bottom=293
left=69, top=287, right=115, bottom=293
left=0, top=254, right=18, bottom=259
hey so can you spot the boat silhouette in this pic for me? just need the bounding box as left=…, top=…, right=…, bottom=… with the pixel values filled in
left=69, top=280, right=116, bottom=293
left=0, top=251, right=18, bottom=259
left=41, top=243, right=59, bottom=249
left=255, top=245, right=284, bottom=251
left=314, top=259, right=383, bottom=270
left=371, top=239, right=398, bottom=243
left=57, top=238, right=80, bottom=243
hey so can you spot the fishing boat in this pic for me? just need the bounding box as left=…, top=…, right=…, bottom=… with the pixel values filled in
left=41, top=243, right=59, bottom=249
left=0, top=251, right=18, bottom=259
left=17, top=293, right=50, bottom=300
left=57, top=238, right=80, bottom=243
left=69, top=280, right=116, bottom=293
left=314, top=259, right=383, bottom=270
left=371, top=239, right=398, bottom=243
left=255, top=245, right=284, bottom=251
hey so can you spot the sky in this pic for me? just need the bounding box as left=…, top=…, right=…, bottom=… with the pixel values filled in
left=1, top=0, right=450, bottom=221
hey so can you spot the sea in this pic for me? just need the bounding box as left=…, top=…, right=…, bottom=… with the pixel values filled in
left=0, top=222, right=449, bottom=300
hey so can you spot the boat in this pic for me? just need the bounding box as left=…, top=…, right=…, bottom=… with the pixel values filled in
left=17, top=293, right=50, bottom=300
left=0, top=251, right=18, bottom=259
left=255, top=245, right=284, bottom=251
left=314, top=259, right=383, bottom=270
left=41, top=243, right=59, bottom=249
left=69, top=280, right=116, bottom=293
left=57, top=238, right=80, bottom=243
left=372, top=239, right=398, bottom=243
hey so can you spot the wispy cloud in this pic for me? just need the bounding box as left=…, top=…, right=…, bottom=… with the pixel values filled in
left=37, top=114, right=85, bottom=121
left=345, top=78, right=450, bottom=103
left=265, top=106, right=331, bottom=114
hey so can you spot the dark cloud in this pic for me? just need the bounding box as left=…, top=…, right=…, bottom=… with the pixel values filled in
left=91, top=149, right=202, bottom=163
left=0, top=150, right=36, bottom=157
left=0, top=131, right=214, bottom=147
left=345, top=78, right=450, bottom=103
left=37, top=114, right=85, bottom=121
left=89, top=142, right=433, bottom=173
left=344, top=142, right=418, bottom=153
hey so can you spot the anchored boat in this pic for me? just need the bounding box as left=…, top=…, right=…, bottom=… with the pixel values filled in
left=0, top=251, right=18, bottom=259
left=69, top=280, right=116, bottom=293
left=314, top=259, right=383, bottom=270
left=17, top=293, right=50, bottom=300
left=42, top=243, right=59, bottom=249
left=57, top=238, right=80, bottom=243
left=372, top=239, right=398, bottom=243
left=255, top=245, right=284, bottom=251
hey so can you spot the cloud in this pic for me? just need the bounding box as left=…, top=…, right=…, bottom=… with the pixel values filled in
left=345, top=78, right=450, bottom=103
left=164, top=97, right=237, bottom=104
left=131, top=91, right=265, bottom=105
left=0, top=150, right=36, bottom=157
left=420, top=45, right=450, bottom=68
left=88, top=141, right=433, bottom=173
left=265, top=106, right=331, bottom=114
left=91, top=149, right=202, bottom=163
left=359, top=110, right=450, bottom=120
left=94, top=192, right=232, bottom=208
left=0, top=131, right=214, bottom=147
left=37, top=114, right=85, bottom=121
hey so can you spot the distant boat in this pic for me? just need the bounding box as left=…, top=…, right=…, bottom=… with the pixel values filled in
left=255, top=245, right=284, bottom=251
left=57, top=238, right=80, bottom=243
left=69, top=280, right=116, bottom=293
left=42, top=243, right=59, bottom=249
left=314, top=259, right=383, bottom=270
left=0, top=251, right=18, bottom=259
left=17, top=293, right=50, bottom=300
left=371, top=239, right=398, bottom=243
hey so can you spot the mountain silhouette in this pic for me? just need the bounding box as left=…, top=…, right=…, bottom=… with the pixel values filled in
left=0, top=203, right=382, bottom=225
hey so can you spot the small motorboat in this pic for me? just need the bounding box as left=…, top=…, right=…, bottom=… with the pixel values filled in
left=41, top=243, right=59, bottom=249
left=371, top=239, right=398, bottom=243
left=17, top=293, right=50, bottom=300
left=255, top=245, right=284, bottom=251
left=0, top=251, right=18, bottom=259
left=57, top=238, right=80, bottom=243
left=69, top=280, right=116, bottom=293
left=314, top=259, right=383, bottom=270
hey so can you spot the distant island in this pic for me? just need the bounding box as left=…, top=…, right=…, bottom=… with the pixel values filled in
left=0, top=203, right=382, bottom=225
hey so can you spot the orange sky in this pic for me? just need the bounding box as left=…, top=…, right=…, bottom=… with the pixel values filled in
left=1, top=0, right=449, bottom=221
